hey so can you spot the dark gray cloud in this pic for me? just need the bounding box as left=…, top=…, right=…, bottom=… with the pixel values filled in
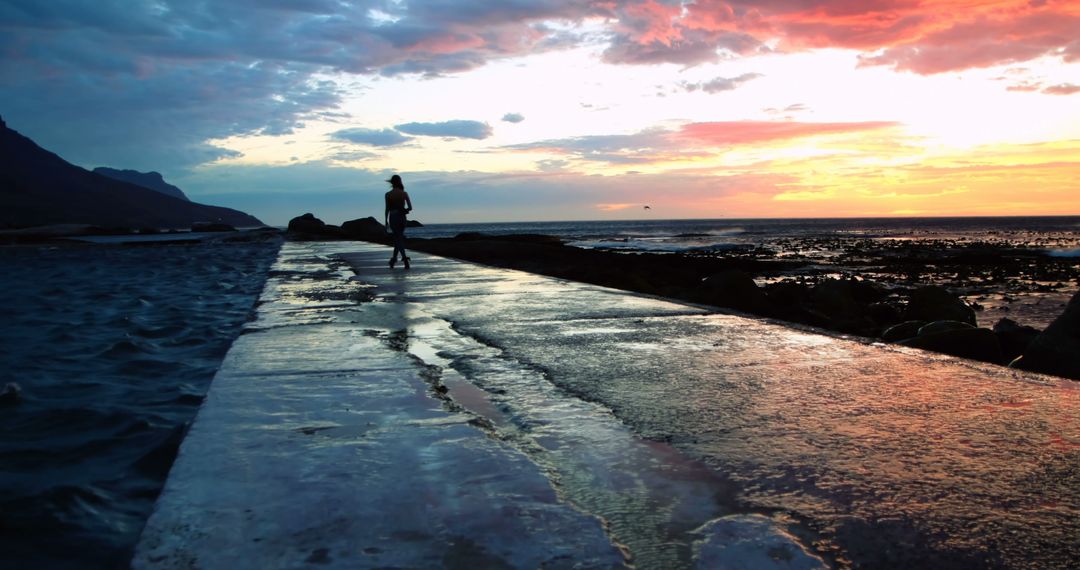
left=395, top=120, right=493, bottom=139
left=681, top=73, right=762, bottom=93
left=764, top=103, right=810, bottom=116
left=331, top=128, right=413, bottom=146
left=502, top=128, right=678, bottom=164
left=536, top=158, right=570, bottom=172
left=603, top=29, right=762, bottom=66
left=502, top=112, right=525, bottom=123
left=329, top=149, right=382, bottom=162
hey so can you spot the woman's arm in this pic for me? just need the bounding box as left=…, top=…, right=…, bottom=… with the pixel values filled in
left=404, top=192, right=413, bottom=213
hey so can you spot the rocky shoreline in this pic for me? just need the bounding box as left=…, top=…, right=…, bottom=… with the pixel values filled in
left=283, top=213, right=1080, bottom=381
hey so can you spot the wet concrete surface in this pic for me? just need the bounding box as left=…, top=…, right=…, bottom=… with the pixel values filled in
left=136, top=242, right=1077, bottom=569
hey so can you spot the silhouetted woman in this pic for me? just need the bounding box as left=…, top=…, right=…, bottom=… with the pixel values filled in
left=384, top=174, right=413, bottom=269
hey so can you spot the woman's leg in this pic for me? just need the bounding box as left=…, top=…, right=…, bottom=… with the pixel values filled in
left=393, top=229, right=407, bottom=264
left=388, top=211, right=405, bottom=264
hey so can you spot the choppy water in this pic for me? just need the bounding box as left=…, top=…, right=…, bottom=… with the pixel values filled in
left=0, top=236, right=280, bottom=568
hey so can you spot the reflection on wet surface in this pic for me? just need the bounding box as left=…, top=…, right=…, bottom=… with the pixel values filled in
left=493, top=315, right=1077, bottom=568
left=338, top=243, right=1078, bottom=569
left=391, top=315, right=769, bottom=568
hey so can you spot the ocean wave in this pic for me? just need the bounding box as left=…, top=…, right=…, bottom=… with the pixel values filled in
left=0, top=238, right=280, bottom=568
left=570, top=237, right=748, bottom=254
left=99, top=339, right=158, bottom=358
left=674, top=227, right=745, bottom=238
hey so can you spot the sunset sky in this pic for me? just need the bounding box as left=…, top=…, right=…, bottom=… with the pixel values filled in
left=2, top=0, right=1078, bottom=224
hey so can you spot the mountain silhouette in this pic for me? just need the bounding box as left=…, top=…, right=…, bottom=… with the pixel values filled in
left=93, top=167, right=190, bottom=201
left=0, top=116, right=262, bottom=229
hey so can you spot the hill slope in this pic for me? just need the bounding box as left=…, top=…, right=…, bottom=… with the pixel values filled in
left=93, top=167, right=190, bottom=201
left=0, top=116, right=262, bottom=229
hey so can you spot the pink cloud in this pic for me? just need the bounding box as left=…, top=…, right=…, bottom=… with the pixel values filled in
left=1064, top=39, right=1080, bottom=62
left=601, top=0, right=1080, bottom=74
left=856, top=10, right=1080, bottom=73
left=678, top=120, right=898, bottom=146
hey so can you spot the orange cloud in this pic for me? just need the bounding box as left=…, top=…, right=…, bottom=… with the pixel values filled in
left=596, top=202, right=643, bottom=211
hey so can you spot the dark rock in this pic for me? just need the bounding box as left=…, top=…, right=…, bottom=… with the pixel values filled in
left=992, top=318, right=1041, bottom=363
left=499, top=234, right=564, bottom=246
left=882, top=320, right=926, bottom=342
left=451, top=232, right=563, bottom=246
left=288, top=213, right=325, bottom=233
left=764, top=281, right=809, bottom=308
left=406, top=220, right=424, bottom=228
left=454, top=232, right=488, bottom=241
left=0, top=382, right=21, bottom=405
left=868, top=301, right=901, bottom=327
left=509, top=234, right=561, bottom=246
left=1012, top=290, right=1080, bottom=380
left=190, top=222, right=236, bottom=232
left=811, top=279, right=861, bottom=316
left=700, top=270, right=771, bottom=314
left=899, top=327, right=1004, bottom=364
left=806, top=279, right=876, bottom=334
left=850, top=279, right=888, bottom=304
left=918, top=320, right=976, bottom=336
left=611, top=272, right=659, bottom=296
left=287, top=213, right=344, bottom=238
left=341, top=216, right=385, bottom=237
left=904, top=286, right=976, bottom=325
left=219, top=227, right=284, bottom=243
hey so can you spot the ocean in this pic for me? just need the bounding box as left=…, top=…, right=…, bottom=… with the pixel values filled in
left=0, top=235, right=281, bottom=569
left=0, top=216, right=1077, bottom=567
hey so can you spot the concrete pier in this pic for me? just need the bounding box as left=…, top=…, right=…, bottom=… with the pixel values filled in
left=135, top=242, right=1078, bottom=569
